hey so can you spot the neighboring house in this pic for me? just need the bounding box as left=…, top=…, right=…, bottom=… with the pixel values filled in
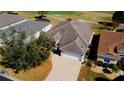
left=0, top=72, right=18, bottom=81
left=0, top=74, right=14, bottom=81
left=97, top=31, right=124, bottom=64
left=0, top=14, right=26, bottom=30
left=47, top=20, right=94, bottom=61
left=0, top=14, right=52, bottom=43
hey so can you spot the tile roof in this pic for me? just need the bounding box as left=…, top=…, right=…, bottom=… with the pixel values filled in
left=98, top=31, right=124, bottom=60
left=0, top=21, right=50, bottom=42
left=0, top=74, right=13, bottom=81
left=0, top=14, right=25, bottom=28
left=48, top=20, right=93, bottom=54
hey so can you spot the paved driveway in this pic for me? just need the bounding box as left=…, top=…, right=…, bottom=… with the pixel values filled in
left=45, top=54, right=82, bottom=81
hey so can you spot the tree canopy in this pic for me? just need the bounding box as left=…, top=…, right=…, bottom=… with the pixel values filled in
left=112, top=11, right=124, bottom=24
left=0, top=30, right=55, bottom=73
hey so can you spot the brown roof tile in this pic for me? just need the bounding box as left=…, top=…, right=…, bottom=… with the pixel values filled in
left=98, top=31, right=124, bottom=59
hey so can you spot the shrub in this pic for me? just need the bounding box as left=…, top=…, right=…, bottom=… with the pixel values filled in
left=110, top=64, right=119, bottom=73
left=94, top=60, right=103, bottom=67
left=102, top=63, right=109, bottom=68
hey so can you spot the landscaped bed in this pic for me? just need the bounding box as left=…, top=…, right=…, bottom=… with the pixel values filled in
left=5, top=57, right=52, bottom=81
left=77, top=66, right=110, bottom=81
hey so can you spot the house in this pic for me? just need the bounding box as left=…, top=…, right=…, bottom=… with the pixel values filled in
left=0, top=14, right=26, bottom=30
left=47, top=20, right=94, bottom=61
left=97, top=30, right=124, bottom=64
left=0, top=14, right=52, bottom=43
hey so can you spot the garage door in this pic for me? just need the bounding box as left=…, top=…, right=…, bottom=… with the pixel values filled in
left=62, top=52, right=81, bottom=61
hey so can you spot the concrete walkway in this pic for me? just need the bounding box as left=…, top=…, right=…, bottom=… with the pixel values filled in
left=45, top=54, right=81, bottom=81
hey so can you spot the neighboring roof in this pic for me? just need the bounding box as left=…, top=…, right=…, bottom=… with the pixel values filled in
left=0, top=14, right=25, bottom=28
left=0, top=21, right=50, bottom=38
left=98, top=31, right=124, bottom=60
left=0, top=74, right=13, bottom=81
left=48, top=20, right=93, bottom=54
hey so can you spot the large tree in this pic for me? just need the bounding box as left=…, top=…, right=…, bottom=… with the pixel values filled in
left=112, top=11, right=124, bottom=24
left=0, top=30, right=54, bottom=73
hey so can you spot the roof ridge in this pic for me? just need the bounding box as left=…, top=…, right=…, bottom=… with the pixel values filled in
left=60, top=37, right=83, bottom=53
left=60, top=36, right=78, bottom=48
left=108, top=38, right=124, bottom=53
left=74, top=37, right=87, bottom=53
left=71, top=21, right=89, bottom=45
left=47, top=21, right=70, bottom=36
left=59, top=30, right=78, bottom=46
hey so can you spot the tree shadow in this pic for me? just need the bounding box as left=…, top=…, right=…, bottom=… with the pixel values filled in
left=116, top=29, right=124, bottom=32
left=113, top=75, right=124, bottom=81
left=98, top=21, right=118, bottom=30
left=53, top=49, right=61, bottom=56
left=35, top=16, right=50, bottom=22
left=88, top=35, right=100, bottom=60
left=95, top=77, right=110, bottom=81
left=98, top=21, right=114, bottom=26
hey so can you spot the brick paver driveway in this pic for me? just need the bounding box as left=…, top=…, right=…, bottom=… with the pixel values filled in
left=45, top=54, right=82, bottom=81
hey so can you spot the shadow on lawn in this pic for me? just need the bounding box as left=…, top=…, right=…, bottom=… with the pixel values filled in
left=95, top=75, right=124, bottom=81
left=95, top=77, right=110, bottom=81
left=116, top=29, right=124, bottom=33
left=113, top=75, right=124, bottom=81
left=35, top=15, right=50, bottom=23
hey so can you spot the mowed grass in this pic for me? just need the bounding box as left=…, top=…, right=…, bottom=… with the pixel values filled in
left=18, top=11, right=38, bottom=20
left=79, top=11, right=113, bottom=22
left=101, top=16, right=112, bottom=21
left=5, top=57, right=52, bottom=81
left=17, top=11, right=114, bottom=26
left=48, top=11, right=81, bottom=16
left=77, top=66, right=110, bottom=81
left=48, top=11, right=113, bottom=22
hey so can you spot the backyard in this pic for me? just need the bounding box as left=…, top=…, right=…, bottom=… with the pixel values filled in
left=17, top=11, right=114, bottom=25
left=17, top=11, right=114, bottom=36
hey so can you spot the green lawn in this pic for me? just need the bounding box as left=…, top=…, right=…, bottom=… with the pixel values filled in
left=20, top=11, right=81, bottom=16
left=77, top=66, right=110, bottom=81
left=48, top=11, right=81, bottom=16
left=101, top=16, right=112, bottom=21
left=17, top=11, right=115, bottom=35
left=17, top=11, right=114, bottom=26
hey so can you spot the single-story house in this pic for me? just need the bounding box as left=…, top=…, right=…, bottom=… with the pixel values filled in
left=97, top=30, right=124, bottom=64
left=0, top=14, right=26, bottom=30
left=0, top=14, right=52, bottom=43
left=47, top=20, right=94, bottom=61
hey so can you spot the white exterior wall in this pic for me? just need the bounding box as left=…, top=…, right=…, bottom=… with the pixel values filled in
left=89, top=32, right=94, bottom=44
left=34, top=31, right=41, bottom=39
left=0, top=19, right=27, bottom=30
left=62, top=52, right=82, bottom=61
left=42, top=24, right=52, bottom=32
